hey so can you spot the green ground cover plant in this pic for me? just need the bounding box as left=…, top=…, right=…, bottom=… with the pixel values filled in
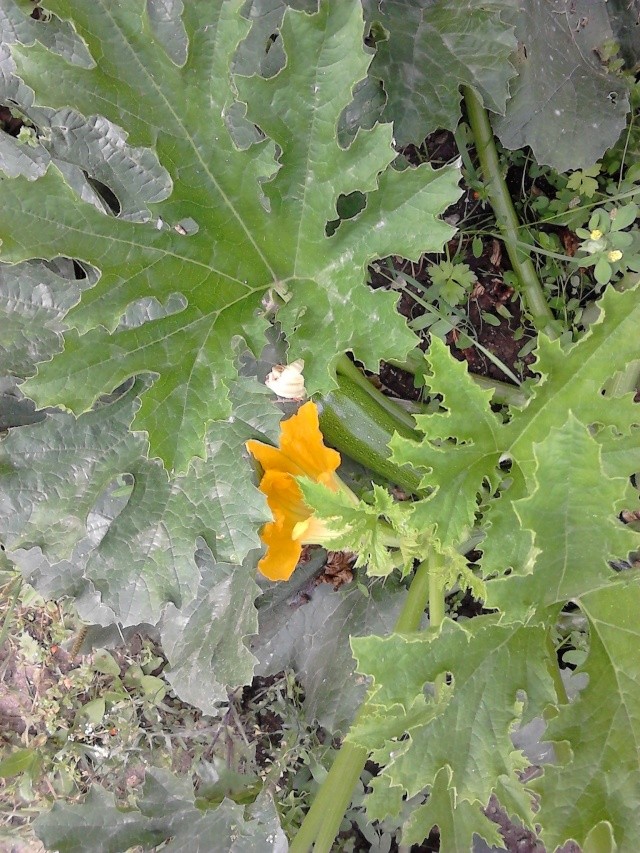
left=1, top=0, right=639, bottom=850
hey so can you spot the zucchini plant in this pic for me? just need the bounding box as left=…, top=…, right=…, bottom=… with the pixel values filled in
left=0, top=0, right=639, bottom=850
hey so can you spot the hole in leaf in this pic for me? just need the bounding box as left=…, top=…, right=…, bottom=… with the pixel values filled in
left=83, top=173, right=121, bottom=216
left=72, top=260, right=87, bottom=279
left=94, top=377, right=136, bottom=407
left=556, top=603, right=590, bottom=673
left=326, top=192, right=366, bottom=236
left=498, top=456, right=512, bottom=472
left=0, top=104, right=26, bottom=137
left=173, top=217, right=199, bottom=236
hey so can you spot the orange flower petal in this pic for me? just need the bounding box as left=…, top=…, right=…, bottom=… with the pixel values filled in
left=245, top=440, right=303, bottom=479
left=259, top=471, right=310, bottom=523
left=246, top=402, right=340, bottom=488
left=246, top=402, right=343, bottom=582
left=258, top=520, right=303, bottom=581
left=278, top=401, right=341, bottom=484
left=257, top=472, right=310, bottom=581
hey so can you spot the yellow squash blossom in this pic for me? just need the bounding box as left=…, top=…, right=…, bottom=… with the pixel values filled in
left=246, top=401, right=341, bottom=581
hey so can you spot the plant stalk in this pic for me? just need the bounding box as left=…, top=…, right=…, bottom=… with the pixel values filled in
left=462, top=87, right=561, bottom=340
left=289, top=557, right=433, bottom=853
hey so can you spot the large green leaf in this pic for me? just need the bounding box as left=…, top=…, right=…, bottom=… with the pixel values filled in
left=160, top=550, right=260, bottom=714
left=34, top=769, right=287, bottom=853
left=363, top=0, right=517, bottom=146
left=0, top=377, right=280, bottom=626
left=487, top=416, right=638, bottom=617
left=0, top=0, right=460, bottom=472
left=494, top=0, right=631, bottom=171
left=363, top=0, right=630, bottom=170
left=349, top=618, right=556, bottom=837
left=254, top=579, right=409, bottom=733
left=535, top=579, right=640, bottom=852
left=391, top=284, right=640, bottom=566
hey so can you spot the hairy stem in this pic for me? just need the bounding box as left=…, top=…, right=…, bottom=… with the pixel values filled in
left=289, top=557, right=432, bottom=853
left=462, top=87, right=561, bottom=340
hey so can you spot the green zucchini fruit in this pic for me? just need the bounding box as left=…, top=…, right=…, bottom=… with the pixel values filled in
left=317, top=372, right=425, bottom=497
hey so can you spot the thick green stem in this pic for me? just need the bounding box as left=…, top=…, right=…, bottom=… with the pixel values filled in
left=394, top=556, right=431, bottom=632
left=290, top=558, right=432, bottom=853
left=462, top=87, right=561, bottom=340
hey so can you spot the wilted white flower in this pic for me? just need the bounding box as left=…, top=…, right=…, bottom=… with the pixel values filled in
left=265, top=359, right=306, bottom=401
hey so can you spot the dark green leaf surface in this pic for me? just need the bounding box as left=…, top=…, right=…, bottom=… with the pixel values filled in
left=363, top=0, right=517, bottom=146
left=0, top=259, right=91, bottom=378
left=35, top=769, right=287, bottom=853
left=160, top=551, right=260, bottom=714
left=494, top=0, right=630, bottom=171
left=0, top=0, right=460, bottom=471
left=254, top=580, right=409, bottom=733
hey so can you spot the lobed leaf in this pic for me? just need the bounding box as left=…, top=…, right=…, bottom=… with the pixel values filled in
left=0, top=377, right=280, bottom=626
left=391, top=284, right=640, bottom=566
left=0, top=0, right=460, bottom=471
left=254, top=579, right=409, bottom=733
left=487, top=416, right=639, bottom=617
left=535, top=579, right=640, bottom=852
left=349, top=618, right=556, bottom=831
left=402, top=767, right=505, bottom=851
left=160, top=551, right=260, bottom=715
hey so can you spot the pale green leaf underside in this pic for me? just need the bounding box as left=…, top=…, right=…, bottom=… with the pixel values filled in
left=391, top=285, right=640, bottom=586
left=488, top=416, right=638, bottom=616
left=402, top=767, right=505, bottom=850
left=0, top=0, right=460, bottom=471
left=535, top=579, right=640, bottom=852
left=350, top=618, right=556, bottom=813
